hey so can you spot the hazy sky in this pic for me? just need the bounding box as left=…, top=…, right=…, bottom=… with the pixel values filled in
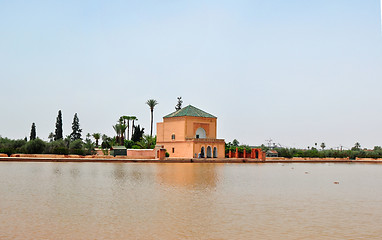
left=1, top=0, right=382, bottom=149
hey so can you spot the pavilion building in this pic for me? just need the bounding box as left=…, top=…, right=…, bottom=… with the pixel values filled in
left=156, top=105, right=225, bottom=158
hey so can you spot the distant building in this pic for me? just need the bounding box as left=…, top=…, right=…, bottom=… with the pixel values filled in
left=156, top=105, right=225, bottom=158
left=266, top=150, right=278, bottom=157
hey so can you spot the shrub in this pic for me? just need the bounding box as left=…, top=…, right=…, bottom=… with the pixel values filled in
left=25, top=139, right=46, bottom=154
left=69, top=139, right=83, bottom=150
left=53, top=147, right=69, bottom=155
left=45, top=139, right=68, bottom=154
left=70, top=149, right=85, bottom=155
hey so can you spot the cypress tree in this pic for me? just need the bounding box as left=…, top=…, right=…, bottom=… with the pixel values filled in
left=54, top=110, right=63, bottom=141
left=70, top=113, right=82, bottom=141
left=30, top=123, right=36, bottom=140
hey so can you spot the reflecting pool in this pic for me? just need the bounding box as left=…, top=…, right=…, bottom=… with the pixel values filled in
left=1, top=162, right=381, bottom=239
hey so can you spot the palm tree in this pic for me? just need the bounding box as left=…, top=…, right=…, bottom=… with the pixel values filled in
left=113, top=124, right=121, bottom=139
left=117, top=117, right=128, bottom=144
left=121, top=116, right=131, bottom=140
left=137, top=135, right=156, bottom=149
left=131, top=116, right=137, bottom=137
left=92, top=133, right=101, bottom=147
left=146, top=99, right=158, bottom=137
left=113, top=123, right=127, bottom=145
left=354, top=142, right=361, bottom=150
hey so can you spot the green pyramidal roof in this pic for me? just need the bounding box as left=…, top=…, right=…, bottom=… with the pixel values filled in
left=164, top=105, right=216, bottom=118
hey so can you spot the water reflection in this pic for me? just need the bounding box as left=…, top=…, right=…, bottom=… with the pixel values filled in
left=156, top=163, right=220, bottom=189
left=1, top=162, right=382, bottom=240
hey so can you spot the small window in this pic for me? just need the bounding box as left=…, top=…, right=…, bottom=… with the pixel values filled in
left=171, top=134, right=175, bottom=140
left=196, top=135, right=199, bottom=139
left=172, top=148, right=175, bottom=153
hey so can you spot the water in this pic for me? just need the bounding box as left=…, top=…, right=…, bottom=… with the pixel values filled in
left=1, top=162, right=382, bottom=239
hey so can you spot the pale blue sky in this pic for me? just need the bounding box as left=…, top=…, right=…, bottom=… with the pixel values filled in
left=1, top=0, right=381, bottom=149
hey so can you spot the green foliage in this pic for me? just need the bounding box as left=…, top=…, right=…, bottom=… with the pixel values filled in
left=136, top=135, right=156, bottom=149
left=146, top=99, right=158, bottom=137
left=69, top=139, right=83, bottom=150
left=124, top=140, right=134, bottom=149
left=70, top=113, right=82, bottom=141
left=113, top=122, right=127, bottom=145
left=83, top=138, right=95, bottom=155
left=48, top=132, right=54, bottom=142
left=54, top=110, right=63, bottom=140
left=165, top=152, right=170, bottom=157
left=69, top=139, right=84, bottom=155
left=92, top=133, right=101, bottom=147
left=232, top=139, right=239, bottom=147
left=374, top=146, right=382, bottom=151
left=351, top=142, right=361, bottom=151
left=102, top=148, right=109, bottom=155
left=30, top=123, right=36, bottom=140
left=25, top=138, right=46, bottom=154
left=45, top=139, right=68, bottom=155
left=131, top=125, right=144, bottom=142
left=101, top=134, right=112, bottom=149
left=0, top=137, right=27, bottom=155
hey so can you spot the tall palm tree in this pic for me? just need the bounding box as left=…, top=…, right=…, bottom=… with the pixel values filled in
left=146, top=99, right=158, bottom=137
left=130, top=116, right=137, bottom=137
left=121, top=116, right=131, bottom=140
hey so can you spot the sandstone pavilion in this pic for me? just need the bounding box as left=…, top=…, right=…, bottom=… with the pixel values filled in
left=156, top=105, right=225, bottom=158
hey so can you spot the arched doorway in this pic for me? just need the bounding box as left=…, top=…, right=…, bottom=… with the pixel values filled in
left=200, top=147, right=205, bottom=158
left=207, top=146, right=212, bottom=158
left=213, top=147, right=217, bottom=158
left=195, top=128, right=206, bottom=139
left=255, top=150, right=259, bottom=159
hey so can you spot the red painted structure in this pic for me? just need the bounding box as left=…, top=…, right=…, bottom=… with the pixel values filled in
left=227, top=148, right=266, bottom=161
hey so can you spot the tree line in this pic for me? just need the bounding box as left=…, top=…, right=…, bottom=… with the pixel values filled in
left=226, top=140, right=382, bottom=159
left=0, top=98, right=161, bottom=156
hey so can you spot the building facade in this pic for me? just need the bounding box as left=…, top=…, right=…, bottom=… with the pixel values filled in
left=156, top=105, right=225, bottom=158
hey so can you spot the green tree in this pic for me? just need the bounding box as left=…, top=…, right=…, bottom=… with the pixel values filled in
left=101, top=134, right=112, bottom=149
left=48, top=132, right=54, bottom=142
left=232, top=139, right=239, bottom=147
left=320, top=142, right=326, bottom=150
left=64, top=135, right=71, bottom=148
left=131, top=116, right=137, bottom=137
left=175, top=96, right=183, bottom=111
left=92, top=133, right=101, bottom=147
left=131, top=125, right=144, bottom=142
left=30, top=123, right=36, bottom=141
left=374, top=146, right=382, bottom=151
left=121, top=116, right=132, bottom=140
left=70, top=113, right=82, bottom=141
left=84, top=136, right=95, bottom=155
left=69, top=139, right=84, bottom=155
left=137, top=135, right=156, bottom=149
left=352, top=142, right=361, bottom=151
left=146, top=99, right=158, bottom=137
left=54, top=110, right=63, bottom=140
left=25, top=138, right=46, bottom=154
left=45, top=139, right=68, bottom=155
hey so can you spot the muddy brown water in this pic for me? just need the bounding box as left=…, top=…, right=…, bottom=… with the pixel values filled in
left=1, top=162, right=381, bottom=239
